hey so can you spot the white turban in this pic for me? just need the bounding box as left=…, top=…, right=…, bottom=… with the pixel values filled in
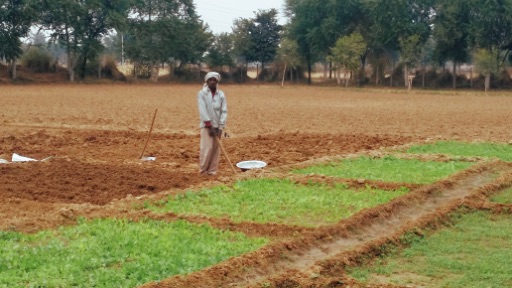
left=205, top=71, right=221, bottom=83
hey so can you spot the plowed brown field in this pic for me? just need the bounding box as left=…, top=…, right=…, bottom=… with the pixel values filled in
left=2, top=84, right=512, bottom=287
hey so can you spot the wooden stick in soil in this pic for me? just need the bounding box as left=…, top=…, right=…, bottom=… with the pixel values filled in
left=215, top=136, right=238, bottom=174
left=139, top=108, right=158, bottom=159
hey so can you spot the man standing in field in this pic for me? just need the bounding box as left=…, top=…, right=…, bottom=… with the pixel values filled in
left=197, top=71, right=227, bottom=176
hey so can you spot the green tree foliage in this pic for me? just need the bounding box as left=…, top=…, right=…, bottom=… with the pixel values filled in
left=4, top=0, right=512, bottom=88
left=0, top=0, right=37, bottom=79
left=433, top=0, right=471, bottom=88
left=20, top=45, right=53, bottom=72
left=101, top=33, right=121, bottom=62
left=285, top=0, right=330, bottom=84
left=230, top=18, right=252, bottom=82
left=231, top=17, right=251, bottom=62
left=361, top=0, right=433, bottom=87
left=125, top=0, right=210, bottom=82
left=468, top=0, right=512, bottom=52
left=324, top=0, right=365, bottom=78
left=467, top=0, right=512, bottom=90
left=418, top=36, right=436, bottom=87
left=284, top=0, right=512, bottom=89
left=363, top=0, right=433, bottom=51
left=473, top=48, right=500, bottom=91
left=246, top=9, right=281, bottom=75
left=285, top=0, right=362, bottom=83
left=277, top=37, right=301, bottom=84
left=205, top=32, right=235, bottom=73
left=40, top=0, right=130, bottom=81
left=327, top=32, right=366, bottom=87
left=231, top=9, right=281, bottom=82
left=171, top=19, right=210, bottom=70
left=399, top=34, right=421, bottom=87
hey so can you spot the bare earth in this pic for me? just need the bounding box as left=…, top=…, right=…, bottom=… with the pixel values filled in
left=1, top=84, right=512, bottom=287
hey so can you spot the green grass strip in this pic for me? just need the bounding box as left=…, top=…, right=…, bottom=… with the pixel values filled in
left=407, top=141, right=512, bottom=162
left=490, top=187, right=512, bottom=204
left=347, top=211, right=512, bottom=287
left=151, top=179, right=409, bottom=227
left=292, top=156, right=472, bottom=184
left=0, top=218, right=267, bottom=288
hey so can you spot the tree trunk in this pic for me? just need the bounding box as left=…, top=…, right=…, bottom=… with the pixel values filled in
left=168, top=63, right=174, bottom=80
left=98, top=58, right=102, bottom=79
left=11, top=59, right=17, bottom=80
left=229, top=65, right=233, bottom=80
left=245, top=62, right=248, bottom=82
left=281, top=63, right=287, bottom=87
left=150, top=63, right=159, bottom=83
left=422, top=66, right=426, bottom=88
left=307, top=57, right=312, bottom=85
left=64, top=26, right=76, bottom=82
left=390, top=61, right=395, bottom=88
left=375, top=67, right=379, bottom=86
left=256, top=63, right=259, bottom=83
left=66, top=51, right=77, bottom=82
left=80, top=43, right=90, bottom=79
left=404, top=65, right=409, bottom=88
left=470, top=68, right=473, bottom=89
left=68, top=68, right=75, bottom=82
left=68, top=55, right=75, bottom=82
left=484, top=73, right=491, bottom=91
left=452, top=61, right=457, bottom=89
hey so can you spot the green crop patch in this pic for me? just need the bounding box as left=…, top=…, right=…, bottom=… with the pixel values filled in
left=150, top=179, right=409, bottom=227
left=407, top=141, right=512, bottom=162
left=0, top=218, right=267, bottom=288
left=347, top=211, right=512, bottom=287
left=490, top=187, right=512, bottom=204
left=292, top=156, right=472, bottom=184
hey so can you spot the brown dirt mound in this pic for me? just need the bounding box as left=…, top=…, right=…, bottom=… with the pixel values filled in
left=1, top=159, right=202, bottom=205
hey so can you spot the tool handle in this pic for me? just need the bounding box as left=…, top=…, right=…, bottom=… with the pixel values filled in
left=139, top=109, right=158, bottom=159
left=215, top=136, right=237, bottom=174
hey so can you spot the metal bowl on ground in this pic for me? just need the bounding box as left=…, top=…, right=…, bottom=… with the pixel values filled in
left=236, top=160, right=267, bottom=172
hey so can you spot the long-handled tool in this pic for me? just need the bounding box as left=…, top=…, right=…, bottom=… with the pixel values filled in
left=215, top=135, right=238, bottom=174
left=139, top=108, right=158, bottom=159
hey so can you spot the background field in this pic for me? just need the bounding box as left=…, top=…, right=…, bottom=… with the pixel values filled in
left=2, top=84, right=512, bottom=287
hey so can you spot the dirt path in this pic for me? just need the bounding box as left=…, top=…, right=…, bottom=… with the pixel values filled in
left=249, top=164, right=500, bottom=287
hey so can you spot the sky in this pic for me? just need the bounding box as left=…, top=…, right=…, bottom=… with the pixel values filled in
left=194, top=0, right=286, bottom=34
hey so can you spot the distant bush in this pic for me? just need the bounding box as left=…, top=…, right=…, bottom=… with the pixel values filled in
left=101, top=56, right=126, bottom=81
left=132, top=62, right=152, bottom=79
left=75, top=55, right=126, bottom=81
left=172, top=67, right=201, bottom=82
left=20, top=46, right=54, bottom=73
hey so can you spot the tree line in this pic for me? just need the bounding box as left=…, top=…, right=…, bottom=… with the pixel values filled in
left=2, top=0, right=512, bottom=90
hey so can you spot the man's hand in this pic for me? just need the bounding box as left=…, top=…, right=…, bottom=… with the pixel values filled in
left=207, top=126, right=215, bottom=137
left=216, top=128, right=223, bottom=138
